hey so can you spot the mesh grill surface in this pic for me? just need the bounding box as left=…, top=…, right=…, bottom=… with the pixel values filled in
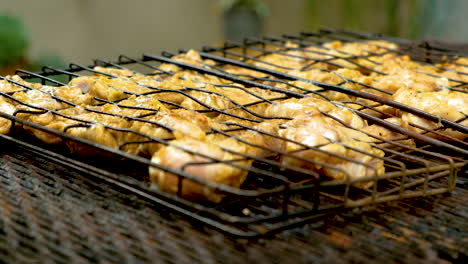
left=0, top=143, right=466, bottom=263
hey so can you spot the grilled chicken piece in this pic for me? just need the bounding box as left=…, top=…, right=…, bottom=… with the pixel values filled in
left=131, top=77, right=192, bottom=107
left=362, top=117, right=416, bottom=147
left=213, top=94, right=365, bottom=129
left=223, top=64, right=270, bottom=78
left=180, top=84, right=240, bottom=111
left=278, top=114, right=385, bottom=185
left=220, top=40, right=397, bottom=74
left=170, top=109, right=212, bottom=133
left=93, top=66, right=135, bottom=77
left=372, top=55, right=440, bottom=75
left=286, top=68, right=369, bottom=97
left=215, top=105, right=379, bottom=185
left=2, top=84, right=71, bottom=136
left=235, top=120, right=285, bottom=157
left=261, top=95, right=366, bottom=129
left=12, top=89, right=66, bottom=111
left=2, top=75, right=95, bottom=107
left=438, top=58, right=468, bottom=85
left=328, top=107, right=367, bottom=129
left=299, top=46, right=340, bottom=70
left=118, top=94, right=168, bottom=111
left=264, top=77, right=354, bottom=102
left=10, top=75, right=215, bottom=155
left=23, top=97, right=211, bottom=157
left=98, top=94, right=168, bottom=117
left=124, top=109, right=212, bottom=157
left=149, top=137, right=251, bottom=203
left=23, top=107, right=128, bottom=147
left=370, top=69, right=449, bottom=94
left=179, top=84, right=281, bottom=113
left=157, top=50, right=225, bottom=83
left=94, top=65, right=203, bottom=90
left=40, top=85, right=96, bottom=106
left=69, top=76, right=126, bottom=101
left=3, top=77, right=86, bottom=111
left=260, top=94, right=367, bottom=130
left=392, top=87, right=468, bottom=140
left=242, top=40, right=393, bottom=73
left=250, top=51, right=307, bottom=72
left=0, top=75, right=30, bottom=93
left=69, top=76, right=154, bottom=101
left=65, top=124, right=122, bottom=155
left=368, top=54, right=465, bottom=92
left=170, top=49, right=217, bottom=68
left=0, top=97, right=16, bottom=134
left=439, top=71, right=468, bottom=87
left=319, top=41, right=371, bottom=70
left=262, top=95, right=337, bottom=118
left=206, top=119, right=285, bottom=158
left=223, top=105, right=370, bottom=157
left=300, top=40, right=398, bottom=71
left=170, top=69, right=226, bottom=84
left=93, top=64, right=264, bottom=109
left=347, top=40, right=398, bottom=54
left=211, top=94, right=336, bottom=125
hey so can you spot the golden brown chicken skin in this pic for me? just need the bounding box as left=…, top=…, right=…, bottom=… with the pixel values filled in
left=69, top=75, right=154, bottom=101
left=278, top=113, right=384, bottom=185
left=1, top=75, right=29, bottom=93
left=123, top=109, right=212, bottom=157
left=0, top=97, right=16, bottom=134
left=392, top=87, right=468, bottom=140
left=149, top=137, right=252, bottom=203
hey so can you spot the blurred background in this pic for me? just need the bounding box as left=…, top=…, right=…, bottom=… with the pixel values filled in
left=1, top=0, right=467, bottom=75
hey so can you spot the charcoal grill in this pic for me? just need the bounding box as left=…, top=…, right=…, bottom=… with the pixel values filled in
left=0, top=29, right=466, bottom=238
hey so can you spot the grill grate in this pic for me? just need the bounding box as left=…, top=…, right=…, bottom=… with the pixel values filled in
left=0, top=29, right=466, bottom=237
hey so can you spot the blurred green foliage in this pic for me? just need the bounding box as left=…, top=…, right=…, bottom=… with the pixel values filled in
left=0, top=14, right=29, bottom=68
left=31, top=53, right=68, bottom=83
left=30, top=53, right=67, bottom=72
left=305, top=0, right=418, bottom=38
left=306, top=0, right=468, bottom=41
left=0, top=13, right=66, bottom=78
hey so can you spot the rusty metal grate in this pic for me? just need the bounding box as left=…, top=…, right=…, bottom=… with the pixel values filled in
left=0, top=29, right=466, bottom=237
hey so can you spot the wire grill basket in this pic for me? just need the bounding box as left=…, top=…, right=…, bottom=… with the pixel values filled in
left=0, top=29, right=466, bottom=237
